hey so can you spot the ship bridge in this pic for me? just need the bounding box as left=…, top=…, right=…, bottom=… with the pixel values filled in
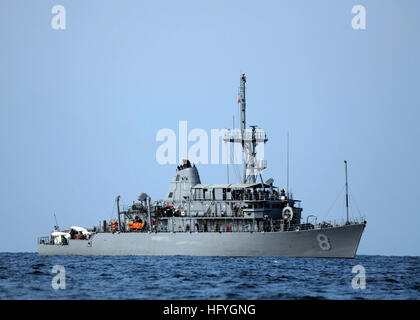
left=191, top=183, right=279, bottom=202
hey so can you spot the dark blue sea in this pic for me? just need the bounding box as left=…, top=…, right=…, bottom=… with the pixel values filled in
left=0, top=253, right=418, bottom=300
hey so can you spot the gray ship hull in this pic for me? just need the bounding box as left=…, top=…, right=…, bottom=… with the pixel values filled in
left=38, top=223, right=365, bottom=258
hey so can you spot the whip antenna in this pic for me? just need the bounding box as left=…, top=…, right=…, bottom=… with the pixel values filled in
left=344, top=160, right=349, bottom=224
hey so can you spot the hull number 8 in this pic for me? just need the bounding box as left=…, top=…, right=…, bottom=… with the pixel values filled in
left=316, top=234, right=331, bottom=251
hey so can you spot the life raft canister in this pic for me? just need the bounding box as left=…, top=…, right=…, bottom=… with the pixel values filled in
left=129, top=222, right=145, bottom=230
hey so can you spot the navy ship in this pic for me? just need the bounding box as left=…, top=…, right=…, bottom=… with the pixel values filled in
left=38, top=74, right=366, bottom=257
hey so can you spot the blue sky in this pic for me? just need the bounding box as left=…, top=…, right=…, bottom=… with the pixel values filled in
left=0, top=0, right=419, bottom=255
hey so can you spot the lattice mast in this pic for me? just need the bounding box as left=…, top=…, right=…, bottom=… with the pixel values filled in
left=225, top=74, right=268, bottom=184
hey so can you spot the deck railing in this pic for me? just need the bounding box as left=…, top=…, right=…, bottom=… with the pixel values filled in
left=38, top=216, right=366, bottom=241
left=37, top=236, right=51, bottom=245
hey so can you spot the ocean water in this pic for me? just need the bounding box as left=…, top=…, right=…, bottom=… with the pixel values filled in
left=0, top=253, right=418, bottom=300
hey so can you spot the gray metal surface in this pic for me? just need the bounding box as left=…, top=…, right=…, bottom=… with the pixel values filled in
left=38, top=223, right=365, bottom=258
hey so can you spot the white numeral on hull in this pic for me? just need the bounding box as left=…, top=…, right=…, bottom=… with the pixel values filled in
left=317, top=234, right=331, bottom=251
